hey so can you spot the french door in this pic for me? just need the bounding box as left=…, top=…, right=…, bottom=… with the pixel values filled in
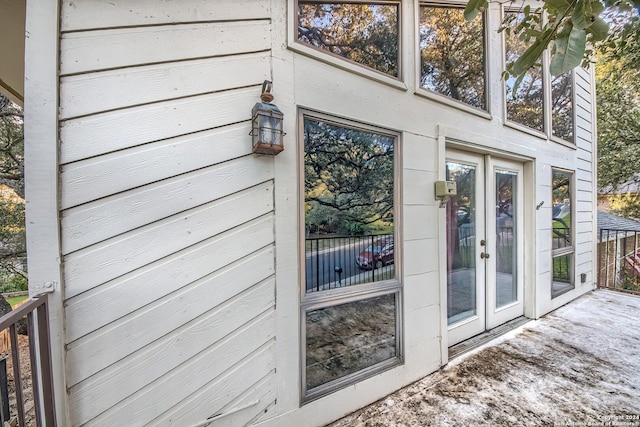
left=446, top=150, right=525, bottom=346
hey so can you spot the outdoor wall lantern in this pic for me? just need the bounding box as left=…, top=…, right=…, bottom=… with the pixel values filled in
left=250, top=80, right=285, bottom=155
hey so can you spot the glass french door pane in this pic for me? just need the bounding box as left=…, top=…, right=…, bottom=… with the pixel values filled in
left=446, top=162, right=477, bottom=324
left=495, top=170, right=517, bottom=308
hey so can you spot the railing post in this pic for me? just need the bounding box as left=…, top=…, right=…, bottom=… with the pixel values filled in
left=0, top=357, right=8, bottom=423
left=315, top=239, right=320, bottom=292
left=37, top=301, right=56, bottom=427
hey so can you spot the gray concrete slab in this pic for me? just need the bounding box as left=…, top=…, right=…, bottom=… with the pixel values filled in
left=329, top=290, right=640, bottom=427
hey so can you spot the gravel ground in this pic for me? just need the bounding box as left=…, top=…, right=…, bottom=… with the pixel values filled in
left=329, top=290, right=640, bottom=427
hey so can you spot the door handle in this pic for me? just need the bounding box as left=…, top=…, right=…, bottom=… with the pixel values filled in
left=480, top=252, right=490, bottom=259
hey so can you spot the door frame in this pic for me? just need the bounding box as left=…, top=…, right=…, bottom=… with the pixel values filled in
left=438, top=140, right=536, bottom=357
left=444, top=150, right=487, bottom=345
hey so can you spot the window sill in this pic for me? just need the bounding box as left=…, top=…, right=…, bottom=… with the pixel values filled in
left=303, top=356, right=402, bottom=404
left=551, top=246, right=574, bottom=257
left=301, top=278, right=402, bottom=308
left=289, top=43, right=408, bottom=92
left=549, top=135, right=577, bottom=150
left=414, top=87, right=492, bottom=120
left=504, top=120, right=548, bottom=140
left=551, top=283, right=575, bottom=299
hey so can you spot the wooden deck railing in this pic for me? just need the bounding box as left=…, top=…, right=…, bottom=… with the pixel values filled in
left=598, top=228, right=640, bottom=295
left=0, top=295, right=56, bottom=426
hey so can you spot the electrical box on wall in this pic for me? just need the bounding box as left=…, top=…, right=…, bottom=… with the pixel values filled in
left=435, top=180, right=457, bottom=198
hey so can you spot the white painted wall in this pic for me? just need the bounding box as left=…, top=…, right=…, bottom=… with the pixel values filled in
left=36, top=0, right=596, bottom=426
left=58, top=1, right=277, bottom=425
left=264, top=1, right=596, bottom=425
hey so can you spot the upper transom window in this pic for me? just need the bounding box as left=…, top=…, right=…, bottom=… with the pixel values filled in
left=504, top=10, right=574, bottom=143
left=297, top=1, right=400, bottom=77
left=419, top=4, right=487, bottom=110
left=504, top=11, right=544, bottom=133
left=551, top=73, right=574, bottom=143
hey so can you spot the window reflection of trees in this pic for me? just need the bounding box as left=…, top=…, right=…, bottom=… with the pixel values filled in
left=446, top=163, right=476, bottom=271
left=551, top=73, right=574, bottom=143
left=552, top=170, right=572, bottom=248
left=419, top=6, right=486, bottom=110
left=505, top=12, right=544, bottom=132
left=551, top=170, right=573, bottom=295
left=297, top=2, right=399, bottom=76
left=304, top=118, right=394, bottom=236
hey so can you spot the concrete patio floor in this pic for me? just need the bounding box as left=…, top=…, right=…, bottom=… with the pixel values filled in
left=329, top=290, right=640, bottom=427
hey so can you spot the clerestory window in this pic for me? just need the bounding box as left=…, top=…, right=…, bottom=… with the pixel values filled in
left=504, top=10, right=575, bottom=143
left=296, top=1, right=400, bottom=77
left=418, top=4, right=487, bottom=110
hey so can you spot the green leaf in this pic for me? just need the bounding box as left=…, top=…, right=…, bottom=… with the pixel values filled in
left=544, top=0, right=572, bottom=12
left=573, top=0, right=606, bottom=30
left=591, top=1, right=605, bottom=14
left=512, top=39, right=548, bottom=76
left=572, top=0, right=590, bottom=30
left=586, top=17, right=610, bottom=41
left=510, top=72, right=527, bottom=98
left=464, top=0, right=482, bottom=21
left=550, top=25, right=587, bottom=75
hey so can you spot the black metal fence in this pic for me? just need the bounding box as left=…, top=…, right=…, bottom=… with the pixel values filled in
left=0, top=295, right=56, bottom=426
left=552, top=227, right=571, bottom=249
left=598, top=228, right=640, bottom=295
left=305, top=234, right=394, bottom=293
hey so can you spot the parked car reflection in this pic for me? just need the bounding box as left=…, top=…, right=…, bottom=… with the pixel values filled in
left=356, top=238, right=394, bottom=270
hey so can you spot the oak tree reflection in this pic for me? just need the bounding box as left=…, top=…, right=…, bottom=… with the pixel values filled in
left=419, top=6, right=486, bottom=110
left=298, top=2, right=399, bottom=76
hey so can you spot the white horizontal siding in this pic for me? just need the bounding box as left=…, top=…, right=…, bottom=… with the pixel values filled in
left=59, top=1, right=277, bottom=425
left=61, top=0, right=270, bottom=32
left=90, top=340, right=277, bottom=427
left=149, top=358, right=277, bottom=426
left=60, top=122, right=257, bottom=211
left=64, top=183, right=273, bottom=297
left=60, top=21, right=270, bottom=75
left=65, top=214, right=274, bottom=387
left=60, top=86, right=259, bottom=165
left=61, top=155, right=273, bottom=254
left=65, top=246, right=274, bottom=342
left=69, top=289, right=276, bottom=425
left=60, top=52, right=270, bottom=119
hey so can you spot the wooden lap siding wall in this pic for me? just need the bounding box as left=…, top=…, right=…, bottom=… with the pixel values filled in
left=58, top=1, right=277, bottom=425
left=574, top=70, right=597, bottom=292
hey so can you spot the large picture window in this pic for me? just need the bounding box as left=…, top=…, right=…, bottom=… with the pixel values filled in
left=419, top=4, right=487, bottom=110
left=551, top=169, right=574, bottom=298
left=297, top=1, right=400, bottom=77
left=301, top=112, right=401, bottom=400
left=304, top=116, right=396, bottom=293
